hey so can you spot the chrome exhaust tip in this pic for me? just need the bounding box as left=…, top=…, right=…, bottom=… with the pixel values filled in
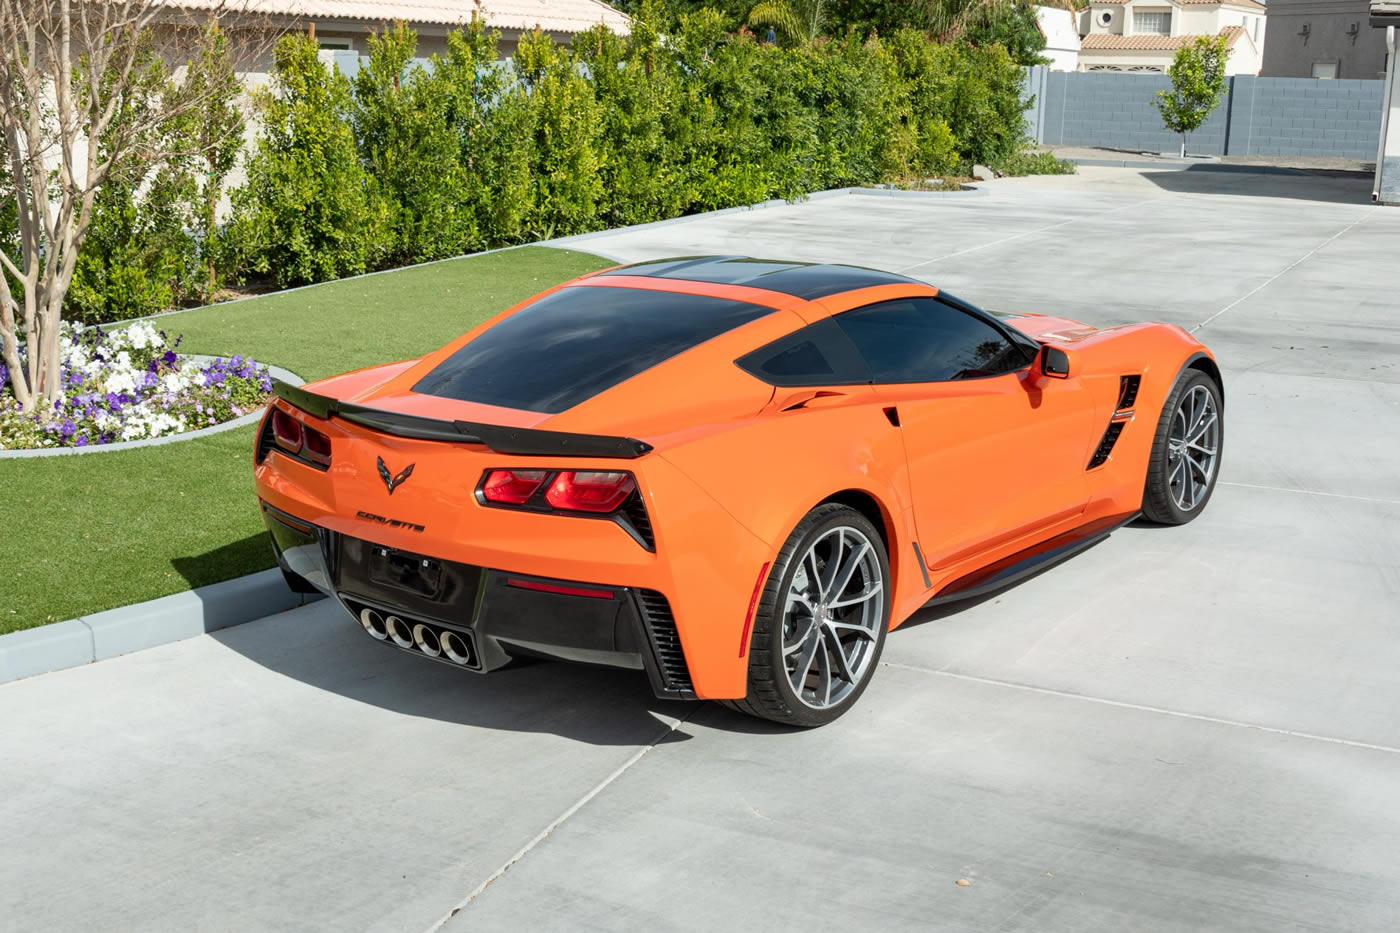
left=440, top=630, right=472, bottom=666
left=359, top=608, right=388, bottom=641
left=413, top=623, right=442, bottom=658
left=386, top=615, right=414, bottom=649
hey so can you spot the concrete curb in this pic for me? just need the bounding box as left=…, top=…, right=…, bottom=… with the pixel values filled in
left=0, top=361, right=304, bottom=459
left=0, top=569, right=324, bottom=685
left=1069, top=157, right=1309, bottom=175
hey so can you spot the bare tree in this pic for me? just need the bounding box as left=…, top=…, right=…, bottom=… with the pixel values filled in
left=0, top=0, right=267, bottom=409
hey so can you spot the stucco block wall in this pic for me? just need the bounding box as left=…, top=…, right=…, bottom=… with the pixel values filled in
left=1024, top=66, right=1382, bottom=158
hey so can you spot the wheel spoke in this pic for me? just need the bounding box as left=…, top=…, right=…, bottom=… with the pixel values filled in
left=1186, top=440, right=1216, bottom=456
left=817, top=529, right=844, bottom=600
left=1181, top=453, right=1195, bottom=505
left=824, top=624, right=858, bottom=684
left=784, top=617, right=816, bottom=656
left=815, top=641, right=834, bottom=706
left=1187, top=412, right=1217, bottom=444
left=827, top=541, right=871, bottom=604
left=1187, top=456, right=1211, bottom=480
left=828, top=581, right=882, bottom=609
left=829, top=618, right=877, bottom=640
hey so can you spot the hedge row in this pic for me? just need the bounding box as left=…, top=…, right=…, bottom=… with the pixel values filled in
left=69, top=13, right=1040, bottom=319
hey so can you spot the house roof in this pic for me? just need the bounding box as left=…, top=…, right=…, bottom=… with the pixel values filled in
left=1090, top=0, right=1265, bottom=9
left=166, top=0, right=631, bottom=35
left=1081, top=24, right=1245, bottom=50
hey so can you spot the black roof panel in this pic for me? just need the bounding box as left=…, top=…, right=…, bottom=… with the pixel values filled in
left=600, top=256, right=920, bottom=301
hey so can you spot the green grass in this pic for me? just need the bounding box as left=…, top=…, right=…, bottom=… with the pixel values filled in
left=0, top=246, right=614, bottom=634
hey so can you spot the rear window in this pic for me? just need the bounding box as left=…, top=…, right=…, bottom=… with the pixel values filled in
left=412, top=285, right=773, bottom=414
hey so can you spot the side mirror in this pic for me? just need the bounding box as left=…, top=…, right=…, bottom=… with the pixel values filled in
left=1035, top=344, right=1076, bottom=379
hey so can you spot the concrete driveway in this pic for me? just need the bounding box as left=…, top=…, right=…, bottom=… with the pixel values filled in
left=5, top=167, right=1399, bottom=933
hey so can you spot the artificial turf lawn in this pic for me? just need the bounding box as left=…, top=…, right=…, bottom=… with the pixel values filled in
left=0, top=246, right=615, bottom=634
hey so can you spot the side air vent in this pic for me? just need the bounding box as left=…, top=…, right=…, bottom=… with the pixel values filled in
left=1088, top=422, right=1127, bottom=469
left=621, top=493, right=655, bottom=551
left=1117, top=375, right=1141, bottom=410
left=255, top=409, right=276, bottom=464
left=636, top=590, right=695, bottom=698
left=1088, top=374, right=1141, bottom=469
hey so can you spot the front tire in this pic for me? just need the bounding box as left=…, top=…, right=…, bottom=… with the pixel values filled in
left=1141, top=369, right=1223, bottom=524
left=725, top=503, right=890, bottom=727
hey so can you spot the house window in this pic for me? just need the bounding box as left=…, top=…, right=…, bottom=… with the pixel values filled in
left=1087, top=65, right=1124, bottom=72
left=1128, top=65, right=1164, bottom=73
left=1312, top=61, right=1338, bottom=79
left=1134, top=11, right=1172, bottom=35
left=318, top=40, right=352, bottom=51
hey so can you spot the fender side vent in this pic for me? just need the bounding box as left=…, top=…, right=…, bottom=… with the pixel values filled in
left=636, top=590, right=695, bottom=698
left=1088, top=421, right=1126, bottom=469
left=1088, top=375, right=1141, bottom=469
left=1117, top=375, right=1141, bottom=410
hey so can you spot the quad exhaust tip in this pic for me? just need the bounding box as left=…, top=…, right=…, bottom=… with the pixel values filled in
left=440, top=630, right=472, bottom=666
left=356, top=604, right=475, bottom=667
left=386, top=615, right=414, bottom=649
left=413, top=623, right=442, bottom=658
left=359, top=608, right=388, bottom=641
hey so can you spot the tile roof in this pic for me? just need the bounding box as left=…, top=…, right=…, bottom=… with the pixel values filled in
left=1081, top=25, right=1245, bottom=50
left=166, top=0, right=631, bottom=35
left=1091, top=0, right=1264, bottom=7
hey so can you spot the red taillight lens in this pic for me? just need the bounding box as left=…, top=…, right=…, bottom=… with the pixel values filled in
left=302, top=426, right=332, bottom=466
left=482, top=469, right=549, bottom=505
left=272, top=408, right=303, bottom=453
left=545, top=471, right=637, bottom=513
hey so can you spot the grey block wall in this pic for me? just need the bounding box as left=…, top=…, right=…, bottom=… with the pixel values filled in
left=1225, top=76, right=1382, bottom=157
left=1025, top=69, right=1383, bottom=160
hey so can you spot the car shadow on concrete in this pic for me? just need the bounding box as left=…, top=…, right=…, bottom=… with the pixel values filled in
left=211, top=601, right=702, bottom=747
left=1140, top=167, right=1375, bottom=205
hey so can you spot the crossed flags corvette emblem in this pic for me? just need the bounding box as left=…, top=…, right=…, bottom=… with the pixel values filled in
left=376, top=457, right=415, bottom=495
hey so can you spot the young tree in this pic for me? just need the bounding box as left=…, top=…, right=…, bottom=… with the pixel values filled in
left=1155, top=33, right=1230, bottom=157
left=0, top=0, right=257, bottom=410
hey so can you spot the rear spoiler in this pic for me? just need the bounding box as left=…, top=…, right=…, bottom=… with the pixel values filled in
left=272, top=380, right=654, bottom=459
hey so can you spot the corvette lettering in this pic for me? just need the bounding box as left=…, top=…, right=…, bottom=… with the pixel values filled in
left=356, top=510, right=425, bottom=533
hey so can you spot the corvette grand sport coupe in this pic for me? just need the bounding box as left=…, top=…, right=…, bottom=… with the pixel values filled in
left=255, top=257, right=1222, bottom=726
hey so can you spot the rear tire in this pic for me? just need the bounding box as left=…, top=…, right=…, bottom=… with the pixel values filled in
left=1141, top=369, right=1223, bottom=525
left=724, top=503, right=890, bottom=727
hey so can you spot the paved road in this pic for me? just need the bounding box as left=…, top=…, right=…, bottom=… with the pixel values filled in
left=5, top=167, right=1399, bottom=932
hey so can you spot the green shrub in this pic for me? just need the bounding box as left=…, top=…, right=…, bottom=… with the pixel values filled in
left=999, top=148, right=1077, bottom=176
left=212, top=19, right=1034, bottom=286
left=222, top=34, right=390, bottom=287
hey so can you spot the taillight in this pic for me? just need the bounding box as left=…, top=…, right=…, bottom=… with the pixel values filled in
left=482, top=469, right=548, bottom=504
left=269, top=406, right=332, bottom=468
left=272, top=408, right=303, bottom=452
left=302, top=428, right=332, bottom=466
left=545, top=471, right=637, bottom=513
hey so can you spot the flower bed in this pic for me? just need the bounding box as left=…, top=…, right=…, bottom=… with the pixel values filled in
left=0, top=322, right=273, bottom=450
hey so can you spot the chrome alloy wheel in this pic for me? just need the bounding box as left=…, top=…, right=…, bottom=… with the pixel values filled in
left=782, top=526, right=885, bottom=710
left=1167, top=384, right=1219, bottom=511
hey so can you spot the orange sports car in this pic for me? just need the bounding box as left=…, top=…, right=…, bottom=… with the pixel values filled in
left=255, top=257, right=1222, bottom=726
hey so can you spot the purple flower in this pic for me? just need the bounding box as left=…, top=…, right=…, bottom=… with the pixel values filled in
left=60, top=419, right=75, bottom=437
left=75, top=435, right=88, bottom=447
left=162, top=351, right=178, bottom=366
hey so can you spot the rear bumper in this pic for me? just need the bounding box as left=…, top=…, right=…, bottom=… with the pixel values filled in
left=262, top=501, right=696, bottom=699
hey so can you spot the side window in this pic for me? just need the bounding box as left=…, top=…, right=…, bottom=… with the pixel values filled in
left=834, top=298, right=1028, bottom=384
left=735, top=318, right=869, bottom=387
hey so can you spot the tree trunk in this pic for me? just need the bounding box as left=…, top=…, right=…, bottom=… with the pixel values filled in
left=1180, top=134, right=1187, bottom=158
